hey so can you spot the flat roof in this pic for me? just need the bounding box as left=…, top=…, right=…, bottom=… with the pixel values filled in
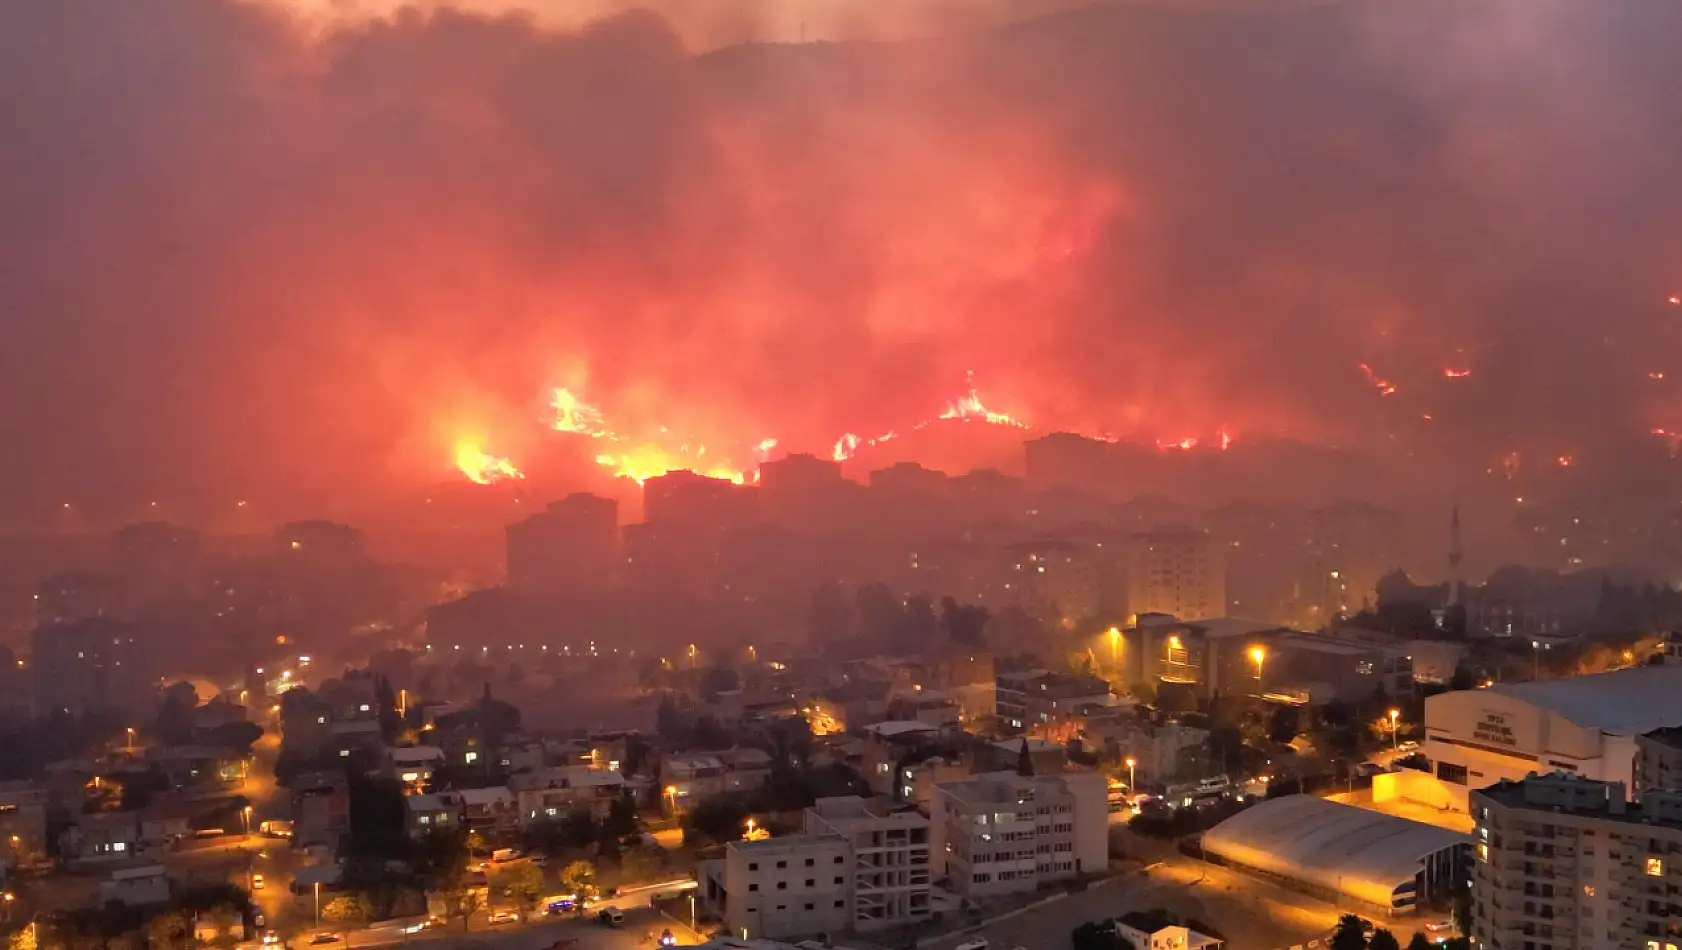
left=1202, top=795, right=1470, bottom=908
left=1187, top=618, right=1287, bottom=640
left=1485, top=665, right=1682, bottom=734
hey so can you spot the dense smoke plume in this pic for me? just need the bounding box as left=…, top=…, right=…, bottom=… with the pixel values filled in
left=3, top=0, right=1681, bottom=524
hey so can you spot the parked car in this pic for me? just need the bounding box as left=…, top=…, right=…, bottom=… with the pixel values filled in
left=251, top=873, right=265, bottom=889
left=598, top=907, right=625, bottom=926
left=955, top=939, right=989, bottom=950
left=309, top=934, right=342, bottom=945
left=490, top=911, right=518, bottom=925
left=658, top=930, right=676, bottom=946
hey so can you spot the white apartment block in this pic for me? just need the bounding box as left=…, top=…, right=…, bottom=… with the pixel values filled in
left=929, top=770, right=1107, bottom=898
left=802, top=797, right=932, bottom=930
left=1472, top=771, right=1682, bottom=950
left=712, top=836, right=852, bottom=939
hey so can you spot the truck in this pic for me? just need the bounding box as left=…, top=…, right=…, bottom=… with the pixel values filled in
left=491, top=848, right=521, bottom=863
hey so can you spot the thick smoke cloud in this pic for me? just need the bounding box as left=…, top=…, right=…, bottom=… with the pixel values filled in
left=2, top=0, right=1680, bottom=523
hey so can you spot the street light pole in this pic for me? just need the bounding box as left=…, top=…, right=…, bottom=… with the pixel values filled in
left=1125, top=757, right=1136, bottom=795
left=1389, top=708, right=1401, bottom=751
left=315, top=882, right=322, bottom=928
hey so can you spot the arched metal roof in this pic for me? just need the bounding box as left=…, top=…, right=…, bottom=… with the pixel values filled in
left=1202, top=794, right=1471, bottom=907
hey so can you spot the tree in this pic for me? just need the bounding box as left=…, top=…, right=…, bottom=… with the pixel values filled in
left=1069, top=920, right=1127, bottom=950
left=496, top=862, right=544, bottom=920
left=6, top=925, right=36, bottom=950
left=1367, top=930, right=1400, bottom=950
left=206, top=720, right=263, bottom=753
left=1453, top=882, right=1473, bottom=937
left=904, top=595, right=938, bottom=642
left=1449, top=661, right=1477, bottom=692
left=808, top=581, right=854, bottom=644
left=345, top=774, right=409, bottom=860
left=375, top=676, right=401, bottom=744
left=1015, top=739, right=1034, bottom=777
left=145, top=911, right=193, bottom=950
left=1267, top=706, right=1300, bottom=744
left=604, top=792, right=639, bottom=839
left=682, top=796, right=749, bottom=847
left=1329, top=914, right=1368, bottom=950
left=154, top=682, right=199, bottom=747
left=1406, top=935, right=1432, bottom=950
left=321, top=894, right=366, bottom=924
left=559, top=809, right=600, bottom=849
left=559, top=860, right=597, bottom=902
left=441, top=870, right=484, bottom=931
left=940, top=597, right=990, bottom=647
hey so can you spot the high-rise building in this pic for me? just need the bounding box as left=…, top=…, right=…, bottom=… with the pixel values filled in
left=274, top=520, right=363, bottom=560
left=35, top=572, right=127, bottom=626
left=759, top=453, right=862, bottom=534
left=112, top=522, right=200, bottom=601
left=642, top=471, right=757, bottom=531
left=1471, top=772, right=1682, bottom=950
left=30, top=618, right=145, bottom=716
left=1120, top=527, right=1226, bottom=620
left=1307, top=501, right=1404, bottom=621
left=504, top=493, right=618, bottom=593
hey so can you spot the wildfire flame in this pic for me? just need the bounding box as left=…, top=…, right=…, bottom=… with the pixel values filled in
left=1443, top=368, right=1472, bottom=378
left=552, top=387, right=610, bottom=437
left=1556, top=454, right=1574, bottom=467
left=455, top=440, right=523, bottom=484
left=1358, top=363, right=1397, bottom=395
left=459, top=376, right=1235, bottom=483
left=1649, top=372, right=1666, bottom=380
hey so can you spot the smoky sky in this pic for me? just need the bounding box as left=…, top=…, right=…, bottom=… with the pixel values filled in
left=3, top=0, right=1681, bottom=521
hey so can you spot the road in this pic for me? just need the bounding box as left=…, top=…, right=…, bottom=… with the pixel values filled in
left=926, top=825, right=1449, bottom=950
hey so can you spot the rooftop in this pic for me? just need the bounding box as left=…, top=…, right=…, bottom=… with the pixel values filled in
left=1476, top=771, right=1682, bottom=827
left=1202, top=794, right=1471, bottom=908
left=864, top=720, right=942, bottom=739
left=1485, top=665, right=1682, bottom=733
left=727, top=833, right=845, bottom=856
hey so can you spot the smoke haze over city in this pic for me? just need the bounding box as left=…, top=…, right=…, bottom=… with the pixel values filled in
left=5, top=0, right=1682, bottom=553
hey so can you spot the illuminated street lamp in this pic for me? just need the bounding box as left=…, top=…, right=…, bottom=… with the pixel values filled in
left=1248, top=646, right=1266, bottom=681
left=664, top=785, right=679, bottom=815
left=3, top=891, right=12, bottom=924
left=126, top=727, right=135, bottom=752
left=1107, top=627, right=1121, bottom=670
left=1124, top=757, right=1136, bottom=793
left=242, top=805, right=253, bottom=836
left=1388, top=708, right=1401, bottom=751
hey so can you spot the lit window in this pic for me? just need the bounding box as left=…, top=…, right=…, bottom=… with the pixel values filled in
left=1478, top=843, right=1488, bottom=861
left=465, top=752, right=479, bottom=764
left=418, top=816, right=431, bottom=825
left=113, top=842, right=126, bottom=852
left=339, top=750, right=350, bottom=757
left=1584, top=885, right=1595, bottom=897
left=1649, top=857, right=1665, bottom=876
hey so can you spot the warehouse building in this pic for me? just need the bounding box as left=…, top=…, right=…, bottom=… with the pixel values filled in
left=1201, top=795, right=1470, bottom=914
left=1420, top=665, right=1682, bottom=812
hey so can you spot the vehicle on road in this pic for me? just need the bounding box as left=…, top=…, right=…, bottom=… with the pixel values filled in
left=490, top=911, right=519, bottom=925
left=658, top=929, right=676, bottom=946
left=261, top=931, right=280, bottom=946
left=309, top=934, right=342, bottom=945
left=492, top=848, right=522, bottom=863
left=251, top=873, right=265, bottom=889
left=598, top=907, right=626, bottom=926
left=955, top=938, right=989, bottom=950
left=532, top=854, right=550, bottom=868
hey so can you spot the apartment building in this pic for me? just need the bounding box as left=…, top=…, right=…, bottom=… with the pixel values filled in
left=708, top=836, right=853, bottom=939
left=699, top=797, right=932, bottom=938
left=802, top=797, right=932, bottom=930
left=929, top=770, right=1107, bottom=898
left=1472, top=771, right=1682, bottom=950
left=994, top=671, right=1113, bottom=734
left=662, top=749, right=774, bottom=812
left=511, top=766, right=625, bottom=826
left=1637, top=728, right=1682, bottom=795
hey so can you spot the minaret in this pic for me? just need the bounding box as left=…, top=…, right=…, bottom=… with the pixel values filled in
left=1448, top=503, right=1464, bottom=607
